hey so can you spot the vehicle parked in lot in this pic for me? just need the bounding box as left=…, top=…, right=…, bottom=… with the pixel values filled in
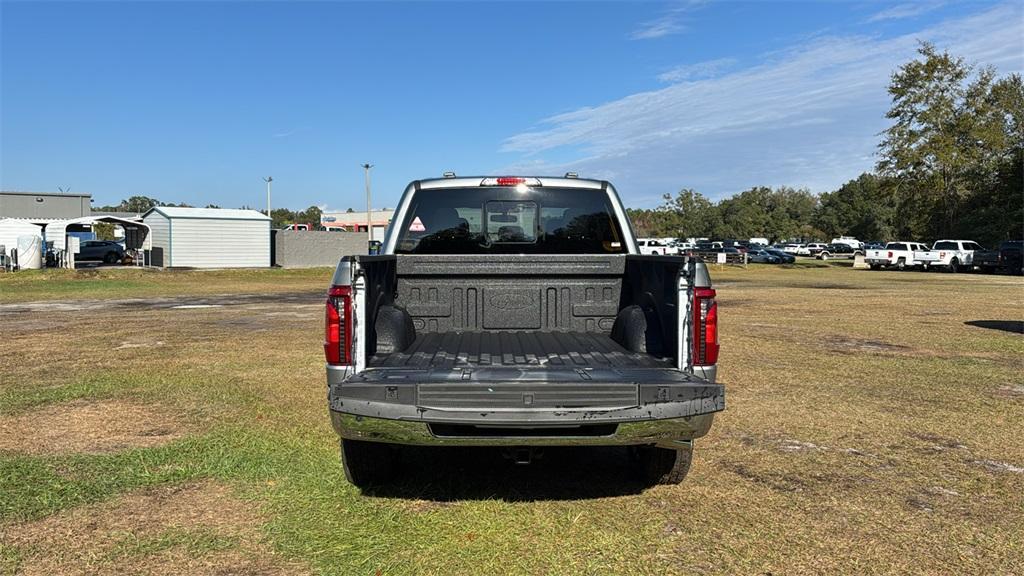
left=782, top=243, right=804, bottom=254
left=803, top=242, right=828, bottom=256
left=830, top=236, right=863, bottom=250
left=325, top=175, right=724, bottom=487
left=865, top=241, right=929, bottom=270
left=817, top=243, right=863, bottom=260
left=764, top=248, right=796, bottom=263
left=77, top=240, right=125, bottom=264
left=748, top=237, right=769, bottom=247
left=746, top=249, right=779, bottom=263
left=914, top=240, right=983, bottom=273
left=971, top=240, right=1022, bottom=274
left=637, top=238, right=671, bottom=255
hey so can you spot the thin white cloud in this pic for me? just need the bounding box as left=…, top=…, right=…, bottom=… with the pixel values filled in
left=868, top=1, right=945, bottom=23
left=502, top=3, right=1024, bottom=203
left=631, top=1, right=707, bottom=40
left=658, top=57, right=737, bottom=83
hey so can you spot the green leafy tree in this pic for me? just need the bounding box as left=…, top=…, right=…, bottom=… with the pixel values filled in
left=878, top=42, right=1022, bottom=239
left=814, top=173, right=896, bottom=241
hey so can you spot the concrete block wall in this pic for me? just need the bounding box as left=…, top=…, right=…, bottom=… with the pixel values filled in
left=273, top=230, right=368, bottom=268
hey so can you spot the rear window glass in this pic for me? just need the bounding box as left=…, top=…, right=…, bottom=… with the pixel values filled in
left=934, top=241, right=958, bottom=250
left=394, top=187, right=627, bottom=254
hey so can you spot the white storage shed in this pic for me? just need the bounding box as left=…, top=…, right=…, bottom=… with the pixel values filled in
left=142, top=207, right=270, bottom=268
left=0, top=218, right=43, bottom=253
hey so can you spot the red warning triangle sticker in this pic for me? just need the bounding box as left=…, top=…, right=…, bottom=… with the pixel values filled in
left=409, top=216, right=426, bottom=232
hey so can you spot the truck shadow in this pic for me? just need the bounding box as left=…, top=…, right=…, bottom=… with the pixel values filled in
left=964, top=320, right=1024, bottom=334
left=366, top=446, right=649, bottom=501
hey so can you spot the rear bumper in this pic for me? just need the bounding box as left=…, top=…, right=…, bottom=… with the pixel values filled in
left=327, top=366, right=724, bottom=447
left=330, top=410, right=716, bottom=448
left=864, top=257, right=892, bottom=265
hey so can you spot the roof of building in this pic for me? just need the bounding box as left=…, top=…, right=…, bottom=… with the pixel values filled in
left=1, top=190, right=91, bottom=198
left=144, top=206, right=271, bottom=221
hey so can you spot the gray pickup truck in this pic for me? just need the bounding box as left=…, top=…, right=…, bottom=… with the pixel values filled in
left=324, top=175, right=724, bottom=488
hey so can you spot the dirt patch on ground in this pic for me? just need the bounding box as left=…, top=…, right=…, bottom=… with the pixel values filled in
left=0, top=399, right=185, bottom=455
left=1, top=481, right=307, bottom=575
left=825, top=336, right=911, bottom=354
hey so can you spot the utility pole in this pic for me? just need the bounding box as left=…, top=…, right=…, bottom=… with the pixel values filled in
left=262, top=177, right=273, bottom=221
left=361, top=163, right=373, bottom=241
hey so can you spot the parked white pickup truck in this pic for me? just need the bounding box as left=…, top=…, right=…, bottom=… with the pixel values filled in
left=865, top=241, right=929, bottom=270
left=637, top=238, right=672, bottom=255
left=914, top=240, right=984, bottom=273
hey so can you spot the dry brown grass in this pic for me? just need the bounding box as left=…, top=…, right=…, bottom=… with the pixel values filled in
left=0, top=399, right=184, bottom=455
left=2, top=482, right=307, bottom=575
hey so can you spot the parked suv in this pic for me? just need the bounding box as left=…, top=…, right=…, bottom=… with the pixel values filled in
left=324, top=176, right=724, bottom=488
left=78, top=240, right=125, bottom=264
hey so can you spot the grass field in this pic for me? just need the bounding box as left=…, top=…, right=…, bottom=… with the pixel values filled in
left=1, top=264, right=1022, bottom=575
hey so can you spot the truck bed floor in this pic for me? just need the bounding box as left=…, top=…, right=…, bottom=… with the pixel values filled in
left=368, top=331, right=671, bottom=369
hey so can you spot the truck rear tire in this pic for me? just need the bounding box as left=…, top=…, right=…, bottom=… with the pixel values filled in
left=896, top=258, right=906, bottom=271
left=634, top=444, right=693, bottom=485
left=949, top=258, right=960, bottom=273
left=341, top=439, right=396, bottom=488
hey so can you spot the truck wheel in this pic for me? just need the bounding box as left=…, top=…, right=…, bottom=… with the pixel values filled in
left=820, top=253, right=829, bottom=261
left=341, top=439, right=396, bottom=488
left=869, top=264, right=879, bottom=270
left=104, top=252, right=120, bottom=264
left=634, top=443, right=693, bottom=485
left=949, top=258, right=960, bottom=273
left=896, top=258, right=906, bottom=271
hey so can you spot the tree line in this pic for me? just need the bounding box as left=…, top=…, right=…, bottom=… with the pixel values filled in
left=94, top=196, right=323, bottom=229
left=627, top=44, right=1023, bottom=248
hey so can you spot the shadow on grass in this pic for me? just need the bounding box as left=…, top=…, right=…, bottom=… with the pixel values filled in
left=964, top=320, right=1024, bottom=334
left=367, top=445, right=648, bottom=502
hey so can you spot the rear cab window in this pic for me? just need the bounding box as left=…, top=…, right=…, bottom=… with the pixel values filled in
left=394, top=187, right=628, bottom=255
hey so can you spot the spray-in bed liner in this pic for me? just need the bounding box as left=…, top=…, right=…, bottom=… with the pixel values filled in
left=368, top=331, right=672, bottom=369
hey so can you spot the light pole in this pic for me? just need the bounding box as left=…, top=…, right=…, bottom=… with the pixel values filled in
left=361, top=163, right=373, bottom=241
left=263, top=176, right=273, bottom=220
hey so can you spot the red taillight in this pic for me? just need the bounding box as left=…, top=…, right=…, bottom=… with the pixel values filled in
left=496, top=177, right=526, bottom=186
left=887, top=251, right=893, bottom=258
left=693, top=287, right=719, bottom=366
left=324, top=285, right=353, bottom=365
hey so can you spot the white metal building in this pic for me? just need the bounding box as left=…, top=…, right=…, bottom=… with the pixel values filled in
left=142, top=207, right=270, bottom=268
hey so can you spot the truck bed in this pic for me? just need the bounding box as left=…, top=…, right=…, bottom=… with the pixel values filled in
left=368, top=331, right=672, bottom=369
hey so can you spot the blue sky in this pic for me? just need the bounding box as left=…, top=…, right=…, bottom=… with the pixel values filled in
left=2, top=1, right=1021, bottom=211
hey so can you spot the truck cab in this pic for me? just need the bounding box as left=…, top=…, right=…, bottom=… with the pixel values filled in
left=324, top=176, right=724, bottom=488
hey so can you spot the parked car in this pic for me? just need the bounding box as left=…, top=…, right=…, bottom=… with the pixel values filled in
left=325, top=175, right=724, bottom=487
left=746, top=249, right=779, bottom=263
left=817, top=243, right=863, bottom=260
left=973, top=240, right=1022, bottom=274
left=78, top=240, right=125, bottom=264
left=764, top=248, right=796, bottom=263
left=865, top=241, right=929, bottom=270
left=637, top=238, right=671, bottom=255
left=914, top=240, right=984, bottom=273
left=803, top=242, right=828, bottom=256
left=782, top=243, right=804, bottom=254
left=748, top=237, right=769, bottom=247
